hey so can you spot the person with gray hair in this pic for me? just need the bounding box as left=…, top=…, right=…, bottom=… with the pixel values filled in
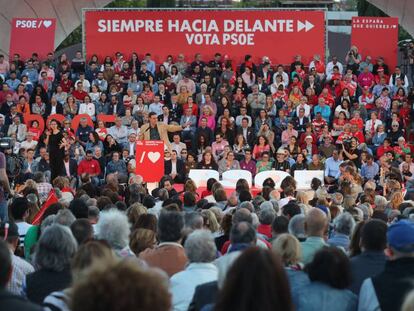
left=327, top=212, right=356, bottom=251
left=215, top=222, right=257, bottom=289
left=184, top=212, right=204, bottom=231
left=25, top=224, right=77, bottom=304
left=238, top=201, right=254, bottom=212
left=289, top=214, right=306, bottom=242
left=170, top=230, right=218, bottom=311
left=258, top=206, right=276, bottom=239
left=96, top=209, right=131, bottom=257
left=54, top=209, right=76, bottom=227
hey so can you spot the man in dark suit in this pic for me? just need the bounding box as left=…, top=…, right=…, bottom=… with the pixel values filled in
left=45, top=98, right=64, bottom=116
left=158, top=106, right=175, bottom=124
left=349, top=219, right=387, bottom=294
left=256, top=76, right=270, bottom=95
left=164, top=150, right=185, bottom=183
left=107, top=95, right=125, bottom=117
left=257, top=61, right=274, bottom=85
left=193, top=117, right=214, bottom=152
left=63, top=152, right=78, bottom=188
left=236, top=117, right=255, bottom=147
left=167, top=94, right=183, bottom=122
left=291, top=108, right=310, bottom=133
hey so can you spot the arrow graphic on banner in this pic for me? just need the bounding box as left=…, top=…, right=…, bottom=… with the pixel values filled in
left=297, top=20, right=314, bottom=32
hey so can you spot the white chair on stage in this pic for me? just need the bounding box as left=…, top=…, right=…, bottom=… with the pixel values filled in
left=294, top=170, right=324, bottom=190
left=188, top=169, right=220, bottom=188
left=221, top=170, right=253, bottom=189
left=254, top=170, right=291, bottom=189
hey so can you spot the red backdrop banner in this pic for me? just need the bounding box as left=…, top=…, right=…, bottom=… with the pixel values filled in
left=9, top=18, right=56, bottom=60
left=351, top=17, right=398, bottom=70
left=84, top=9, right=325, bottom=64
left=135, top=140, right=164, bottom=182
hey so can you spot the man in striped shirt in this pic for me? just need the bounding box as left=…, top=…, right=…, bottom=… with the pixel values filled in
left=0, top=221, right=34, bottom=295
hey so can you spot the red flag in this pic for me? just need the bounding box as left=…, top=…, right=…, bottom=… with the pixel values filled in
left=31, top=189, right=59, bottom=225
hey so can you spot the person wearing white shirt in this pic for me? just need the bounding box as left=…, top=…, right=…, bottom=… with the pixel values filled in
left=364, top=112, right=382, bottom=138
left=75, top=74, right=91, bottom=92
left=170, top=230, right=218, bottom=311
left=20, top=133, right=38, bottom=151
left=109, top=117, right=128, bottom=147
left=273, top=65, right=289, bottom=88
left=149, top=95, right=164, bottom=116
left=389, top=66, right=409, bottom=88
left=235, top=107, right=252, bottom=127
left=128, top=120, right=141, bottom=137
left=296, top=97, right=311, bottom=118
left=126, top=133, right=137, bottom=156
left=326, top=56, right=344, bottom=77
left=78, top=96, right=96, bottom=119
left=170, top=134, right=187, bottom=158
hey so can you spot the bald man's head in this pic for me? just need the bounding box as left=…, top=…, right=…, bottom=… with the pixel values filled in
left=305, top=208, right=327, bottom=237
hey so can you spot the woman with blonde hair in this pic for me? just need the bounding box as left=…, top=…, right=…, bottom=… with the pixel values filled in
left=272, top=233, right=309, bottom=306
left=129, top=228, right=157, bottom=256
left=126, top=203, right=148, bottom=227
left=296, top=191, right=312, bottom=214
left=385, top=190, right=404, bottom=215
left=201, top=209, right=220, bottom=235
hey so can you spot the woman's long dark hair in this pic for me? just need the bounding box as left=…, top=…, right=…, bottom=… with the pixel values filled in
left=214, top=247, right=293, bottom=311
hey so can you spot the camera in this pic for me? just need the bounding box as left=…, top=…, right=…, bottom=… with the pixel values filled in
left=0, top=137, right=14, bottom=150
left=342, top=139, right=352, bottom=150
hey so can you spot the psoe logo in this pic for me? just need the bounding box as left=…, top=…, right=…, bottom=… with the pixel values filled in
left=15, top=19, right=53, bottom=29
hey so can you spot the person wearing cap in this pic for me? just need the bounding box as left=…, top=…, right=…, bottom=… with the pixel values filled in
left=0, top=221, right=34, bottom=295
left=359, top=220, right=414, bottom=311
left=273, top=148, right=290, bottom=173
left=372, top=57, right=390, bottom=76
left=300, top=135, right=317, bottom=156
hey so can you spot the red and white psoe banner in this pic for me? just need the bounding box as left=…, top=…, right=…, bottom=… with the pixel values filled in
left=135, top=140, right=165, bottom=182
left=84, top=9, right=325, bottom=64
left=9, top=18, right=56, bottom=60
left=351, top=17, right=398, bottom=70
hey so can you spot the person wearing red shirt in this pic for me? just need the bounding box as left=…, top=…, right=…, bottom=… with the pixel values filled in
left=376, top=138, right=393, bottom=158
left=349, top=111, right=364, bottom=130
left=374, top=68, right=389, bottom=85
left=72, top=81, right=87, bottom=102
left=312, top=113, right=327, bottom=137
left=77, top=150, right=101, bottom=185
left=340, top=75, right=357, bottom=97
left=359, top=86, right=375, bottom=110
left=59, top=73, right=73, bottom=93
left=350, top=123, right=365, bottom=143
